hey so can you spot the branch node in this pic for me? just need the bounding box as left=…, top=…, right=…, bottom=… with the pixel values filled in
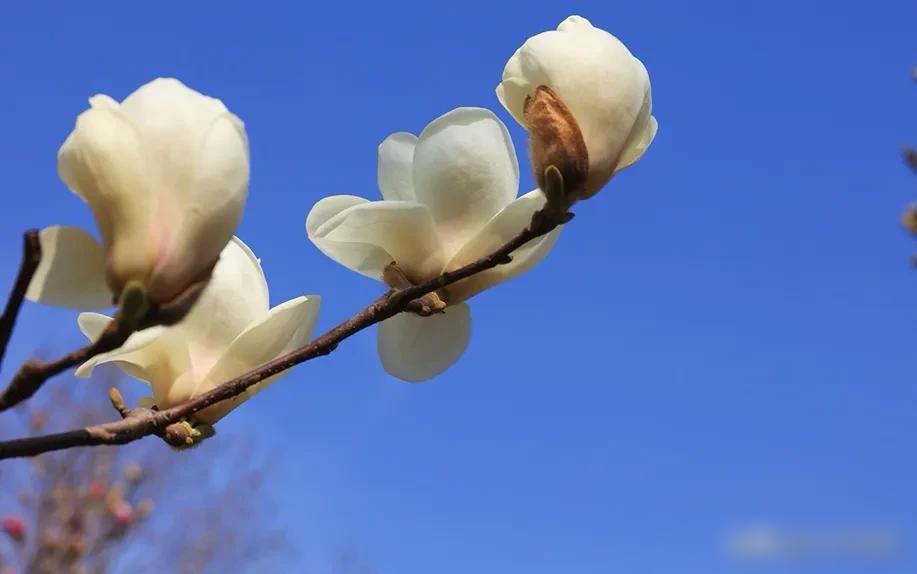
left=530, top=165, right=575, bottom=234
left=161, top=420, right=214, bottom=449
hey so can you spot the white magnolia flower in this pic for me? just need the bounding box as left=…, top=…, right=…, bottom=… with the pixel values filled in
left=27, top=78, right=249, bottom=309
left=307, top=107, right=561, bottom=382
left=497, top=15, right=656, bottom=199
left=75, top=237, right=320, bottom=424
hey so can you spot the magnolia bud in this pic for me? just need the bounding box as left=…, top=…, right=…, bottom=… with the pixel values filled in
left=1, top=516, right=25, bottom=542
left=27, top=78, right=249, bottom=310
left=497, top=16, right=656, bottom=199
left=88, top=480, right=106, bottom=499
left=111, top=501, right=134, bottom=526
left=524, top=86, right=589, bottom=203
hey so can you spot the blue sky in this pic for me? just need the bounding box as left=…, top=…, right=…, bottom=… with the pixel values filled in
left=1, top=0, right=916, bottom=572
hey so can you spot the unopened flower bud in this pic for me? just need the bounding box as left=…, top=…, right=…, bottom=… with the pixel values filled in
left=1, top=515, right=25, bottom=542
left=136, top=499, right=154, bottom=519
left=497, top=16, right=656, bottom=199
left=104, top=485, right=123, bottom=510
left=88, top=479, right=106, bottom=498
left=29, top=411, right=47, bottom=432
left=26, top=78, right=249, bottom=310
left=524, top=86, right=588, bottom=203
left=902, top=203, right=917, bottom=234
left=111, top=501, right=134, bottom=527
left=123, top=463, right=143, bottom=483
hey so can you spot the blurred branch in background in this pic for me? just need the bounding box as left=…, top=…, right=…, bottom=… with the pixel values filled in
left=0, top=368, right=288, bottom=574
left=901, top=67, right=917, bottom=256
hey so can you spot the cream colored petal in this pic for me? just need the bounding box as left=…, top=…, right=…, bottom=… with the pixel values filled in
left=25, top=226, right=112, bottom=309
left=77, top=311, right=112, bottom=341
left=193, top=295, right=321, bottom=423
left=444, top=190, right=562, bottom=303
left=57, top=106, right=157, bottom=295
left=412, top=108, right=519, bottom=255
left=306, top=197, right=445, bottom=283
left=378, top=132, right=417, bottom=202
left=88, top=94, right=119, bottom=111
left=172, top=237, right=270, bottom=376
left=118, top=78, right=229, bottom=135
left=615, top=85, right=657, bottom=172
left=377, top=303, right=471, bottom=382
left=146, top=111, right=249, bottom=302
left=74, top=312, right=178, bottom=383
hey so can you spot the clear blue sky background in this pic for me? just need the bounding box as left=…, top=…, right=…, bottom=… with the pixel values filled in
left=1, top=1, right=916, bottom=572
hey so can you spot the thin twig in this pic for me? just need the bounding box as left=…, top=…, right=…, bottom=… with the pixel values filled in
left=0, top=272, right=210, bottom=413
left=0, top=202, right=570, bottom=459
left=0, top=230, right=42, bottom=371
left=905, top=147, right=917, bottom=174
left=0, top=315, right=135, bottom=413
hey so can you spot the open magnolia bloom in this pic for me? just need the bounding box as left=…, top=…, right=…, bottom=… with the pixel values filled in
left=26, top=78, right=249, bottom=309
left=74, top=237, right=320, bottom=424
left=497, top=15, right=656, bottom=200
left=307, top=107, right=561, bottom=382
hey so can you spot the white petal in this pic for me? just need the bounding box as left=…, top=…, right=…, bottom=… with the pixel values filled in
left=77, top=311, right=112, bottom=341
left=306, top=197, right=445, bottom=283
left=147, top=111, right=249, bottom=302
left=412, top=108, right=519, bottom=255
left=378, top=132, right=417, bottom=201
left=57, top=106, right=157, bottom=291
left=615, top=88, right=657, bottom=171
left=25, top=226, right=113, bottom=309
left=194, top=295, right=321, bottom=423
left=88, top=94, right=119, bottom=111
left=377, top=303, right=471, bottom=382
left=74, top=312, right=178, bottom=382
left=443, top=190, right=562, bottom=303
left=173, top=237, right=270, bottom=376
left=118, top=78, right=229, bottom=137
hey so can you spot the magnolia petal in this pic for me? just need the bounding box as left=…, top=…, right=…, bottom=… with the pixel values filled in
left=77, top=311, right=114, bottom=341
left=25, top=226, right=112, bottom=309
left=412, top=108, right=519, bottom=255
left=147, top=111, right=249, bottom=302
left=194, top=295, right=321, bottom=423
left=118, top=78, right=230, bottom=141
left=615, top=87, right=658, bottom=171
left=74, top=312, right=175, bottom=381
left=444, top=190, right=562, bottom=303
left=57, top=105, right=163, bottom=298
left=175, top=237, right=270, bottom=373
left=377, top=303, right=471, bottom=382
left=378, top=132, right=417, bottom=202
left=306, top=197, right=445, bottom=283
left=88, top=94, right=119, bottom=111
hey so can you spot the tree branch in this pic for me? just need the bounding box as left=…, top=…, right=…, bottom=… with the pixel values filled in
left=0, top=201, right=570, bottom=459
left=0, top=271, right=210, bottom=413
left=0, top=230, right=42, bottom=371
